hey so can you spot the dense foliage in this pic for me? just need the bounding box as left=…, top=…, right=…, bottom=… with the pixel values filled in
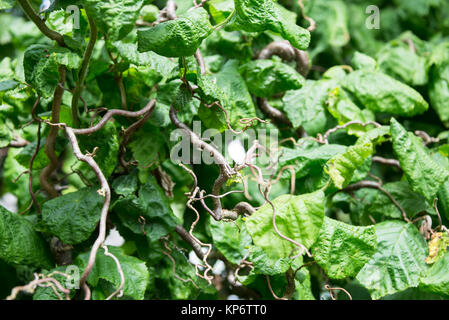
left=0, top=0, right=449, bottom=300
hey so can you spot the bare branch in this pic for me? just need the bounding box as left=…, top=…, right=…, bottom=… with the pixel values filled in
left=321, top=120, right=381, bottom=144
left=194, top=49, right=206, bottom=75
left=71, top=99, right=156, bottom=135
left=7, top=273, right=70, bottom=300
left=64, top=127, right=112, bottom=299
left=258, top=40, right=310, bottom=76
left=103, top=245, right=125, bottom=300
left=372, top=156, right=402, bottom=171
left=257, top=98, right=292, bottom=127
left=341, top=180, right=410, bottom=223
left=41, top=67, right=66, bottom=198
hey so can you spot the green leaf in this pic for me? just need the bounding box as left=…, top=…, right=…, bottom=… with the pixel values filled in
left=83, top=0, right=144, bottom=41
left=23, top=44, right=81, bottom=98
left=128, top=124, right=165, bottom=168
left=209, top=217, right=252, bottom=265
left=342, top=70, right=428, bottom=117
left=428, top=42, right=449, bottom=125
left=304, top=0, right=349, bottom=48
left=351, top=52, right=377, bottom=71
left=0, top=117, right=13, bottom=148
left=326, top=86, right=376, bottom=137
left=112, top=41, right=177, bottom=78
left=140, top=4, right=159, bottom=22
left=377, top=42, right=427, bottom=86
left=356, top=221, right=428, bottom=300
left=137, top=7, right=213, bottom=57
left=390, top=118, right=449, bottom=201
left=0, top=206, right=52, bottom=268
left=42, top=187, right=103, bottom=245
left=360, top=181, right=431, bottom=221
left=76, top=246, right=149, bottom=300
left=419, top=250, right=449, bottom=297
left=15, top=137, right=56, bottom=170
left=231, top=0, right=310, bottom=50
left=245, top=190, right=325, bottom=260
left=33, top=265, right=78, bottom=300
left=326, top=141, right=373, bottom=189
left=281, top=80, right=334, bottom=135
left=312, top=217, right=377, bottom=279
left=113, top=177, right=179, bottom=241
left=77, top=121, right=119, bottom=180
left=198, top=60, right=256, bottom=131
left=278, top=141, right=346, bottom=180
left=0, top=80, right=18, bottom=92
left=247, top=245, right=292, bottom=275
left=239, top=59, right=304, bottom=97
left=207, top=0, right=234, bottom=24
left=112, top=172, right=138, bottom=197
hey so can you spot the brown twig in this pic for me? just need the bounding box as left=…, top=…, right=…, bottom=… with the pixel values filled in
left=64, top=127, right=112, bottom=299
left=17, top=0, right=65, bottom=47
left=258, top=40, right=310, bottom=76
left=324, top=284, right=352, bottom=300
left=194, top=49, right=206, bottom=75
left=118, top=99, right=156, bottom=171
left=297, top=0, right=316, bottom=31
left=321, top=120, right=381, bottom=144
left=40, top=67, right=66, bottom=198
left=341, top=180, right=410, bottom=223
left=103, top=245, right=125, bottom=300
left=257, top=98, right=292, bottom=127
left=372, top=156, right=402, bottom=171
left=7, top=273, right=70, bottom=300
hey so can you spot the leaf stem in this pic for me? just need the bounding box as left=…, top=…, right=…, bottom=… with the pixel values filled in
left=213, top=9, right=235, bottom=31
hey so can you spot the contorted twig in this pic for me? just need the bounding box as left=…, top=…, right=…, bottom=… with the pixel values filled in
left=257, top=97, right=292, bottom=127
left=71, top=14, right=97, bottom=127
left=161, top=236, right=199, bottom=289
left=415, top=130, right=440, bottom=146
left=64, top=127, right=112, bottom=299
left=320, top=120, right=381, bottom=144
left=153, top=0, right=177, bottom=25
left=43, top=102, right=157, bottom=298
left=7, top=273, right=71, bottom=300
left=324, top=284, right=352, bottom=300
left=341, top=180, right=410, bottom=223
left=103, top=245, right=125, bottom=300
left=372, top=156, right=402, bottom=171
left=258, top=40, right=310, bottom=77
left=255, top=40, right=310, bottom=129
left=40, top=67, right=66, bottom=199
left=70, top=100, right=156, bottom=135
left=433, top=198, right=443, bottom=232
left=297, top=0, right=316, bottom=31
left=118, top=99, right=156, bottom=171
left=195, top=99, right=267, bottom=135
left=194, top=49, right=207, bottom=75
left=265, top=268, right=296, bottom=300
